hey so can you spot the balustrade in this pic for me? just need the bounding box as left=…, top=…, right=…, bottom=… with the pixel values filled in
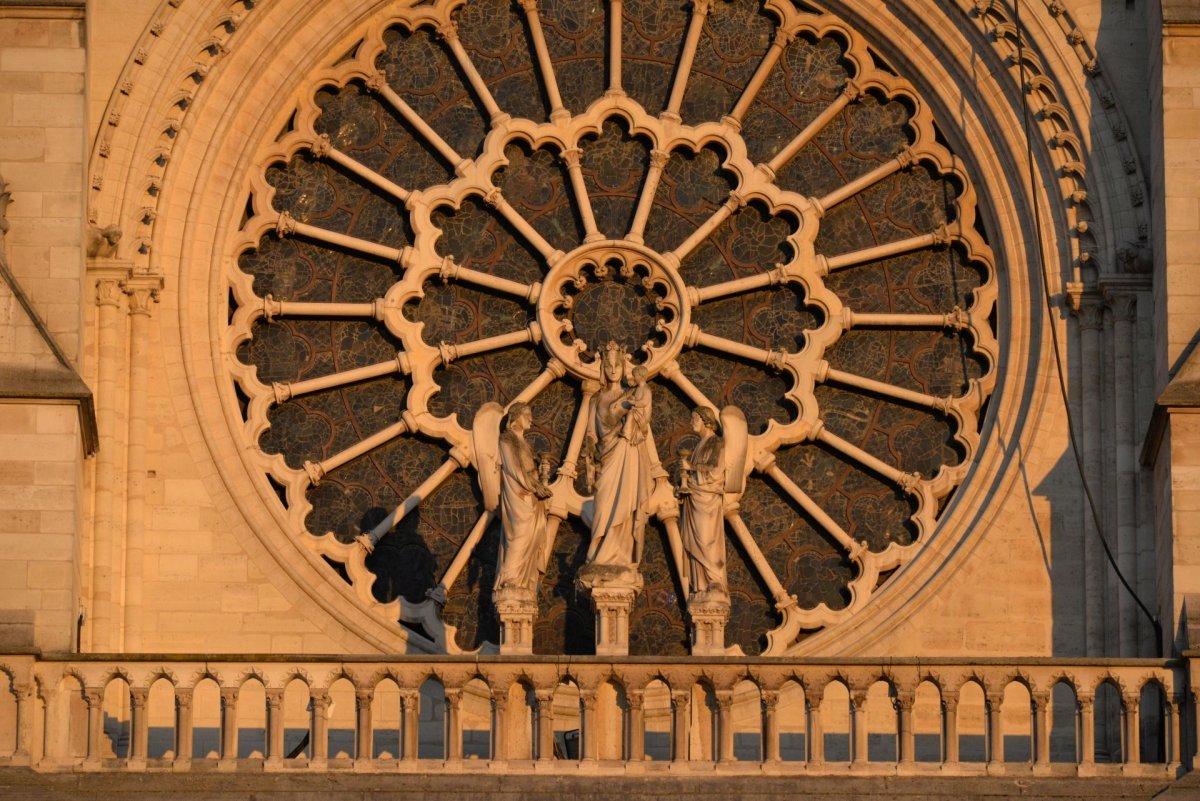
left=0, top=654, right=1187, bottom=775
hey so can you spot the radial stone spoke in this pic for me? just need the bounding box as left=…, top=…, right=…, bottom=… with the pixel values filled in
left=660, top=516, right=691, bottom=598
left=439, top=327, right=537, bottom=364
left=311, top=135, right=411, bottom=203
left=759, top=459, right=863, bottom=557
left=814, top=424, right=920, bottom=495
left=725, top=513, right=798, bottom=607
left=691, top=265, right=788, bottom=304
left=303, top=417, right=411, bottom=486
left=843, top=307, right=969, bottom=331
left=263, top=296, right=383, bottom=321
left=726, top=26, right=793, bottom=126
left=484, top=187, right=564, bottom=264
left=359, top=456, right=463, bottom=549
left=668, top=193, right=742, bottom=266
left=558, top=383, right=598, bottom=482
left=664, top=0, right=712, bottom=119
left=692, top=329, right=787, bottom=370
left=437, top=510, right=496, bottom=594
left=813, top=149, right=914, bottom=215
left=273, top=353, right=409, bottom=404
left=765, top=82, right=859, bottom=176
left=517, top=0, right=568, bottom=120
left=276, top=212, right=403, bottom=263
left=627, top=149, right=670, bottom=243
left=438, top=257, right=542, bottom=302
left=561, top=148, right=602, bottom=242
left=658, top=361, right=717, bottom=412
left=507, top=359, right=567, bottom=409
left=437, top=22, right=510, bottom=125
left=823, top=226, right=950, bottom=272
left=367, top=71, right=466, bottom=170
left=608, top=0, right=624, bottom=94
left=821, top=364, right=950, bottom=413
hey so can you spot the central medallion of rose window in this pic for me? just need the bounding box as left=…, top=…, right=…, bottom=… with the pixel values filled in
left=228, top=0, right=1000, bottom=656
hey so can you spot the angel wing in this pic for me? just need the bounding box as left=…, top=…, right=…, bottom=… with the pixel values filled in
left=472, top=402, right=503, bottom=512
left=720, top=405, right=748, bottom=496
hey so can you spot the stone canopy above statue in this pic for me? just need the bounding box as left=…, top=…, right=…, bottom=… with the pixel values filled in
left=226, top=0, right=998, bottom=656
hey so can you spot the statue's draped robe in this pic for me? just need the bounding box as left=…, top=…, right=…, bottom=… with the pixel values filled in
left=587, top=389, right=653, bottom=566
left=681, top=432, right=726, bottom=593
left=494, top=429, right=546, bottom=591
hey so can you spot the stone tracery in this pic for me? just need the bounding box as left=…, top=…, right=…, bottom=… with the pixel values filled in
left=224, top=0, right=998, bottom=655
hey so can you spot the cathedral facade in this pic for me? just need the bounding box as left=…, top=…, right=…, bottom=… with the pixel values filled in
left=1, top=0, right=1199, bottom=790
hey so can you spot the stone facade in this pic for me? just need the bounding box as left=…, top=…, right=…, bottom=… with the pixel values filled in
left=0, top=0, right=1198, bottom=786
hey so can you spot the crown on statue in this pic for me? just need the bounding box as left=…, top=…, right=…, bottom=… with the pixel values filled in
left=602, top=340, right=627, bottom=365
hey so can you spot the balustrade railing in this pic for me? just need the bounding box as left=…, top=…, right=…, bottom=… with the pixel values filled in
left=0, top=653, right=1190, bottom=776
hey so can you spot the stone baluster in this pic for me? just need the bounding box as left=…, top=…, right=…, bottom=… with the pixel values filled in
left=311, top=691, right=330, bottom=765
left=130, top=688, right=149, bottom=766
left=627, top=690, right=645, bottom=763
left=84, top=688, right=105, bottom=766
left=762, top=690, right=779, bottom=763
left=12, top=683, right=33, bottom=763
left=1033, top=692, right=1051, bottom=768
left=986, top=692, right=1004, bottom=766
left=265, top=689, right=284, bottom=765
left=220, top=687, right=239, bottom=763
left=716, top=691, right=734, bottom=763
left=445, top=689, right=463, bottom=761
left=491, top=691, right=508, bottom=761
left=851, top=691, right=868, bottom=767
left=1123, top=695, right=1140, bottom=766
left=355, top=689, right=373, bottom=762
left=175, top=688, right=194, bottom=766
left=536, top=689, right=555, bottom=761
left=671, top=690, right=690, bottom=763
left=806, top=690, right=824, bottom=765
left=400, top=689, right=419, bottom=761
left=1079, top=693, right=1096, bottom=768
left=1168, top=694, right=1182, bottom=769
left=897, top=691, right=915, bottom=765
left=942, top=691, right=959, bottom=766
left=581, top=691, right=599, bottom=762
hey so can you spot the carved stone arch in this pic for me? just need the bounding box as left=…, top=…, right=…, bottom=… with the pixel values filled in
left=235, top=668, right=267, bottom=689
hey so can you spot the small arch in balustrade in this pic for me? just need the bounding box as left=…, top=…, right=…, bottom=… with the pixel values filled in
left=1049, top=679, right=1078, bottom=764
left=461, top=677, right=492, bottom=760
left=58, top=672, right=88, bottom=762
left=821, top=679, right=851, bottom=763
left=236, top=676, right=267, bottom=759
left=864, top=679, right=898, bottom=762
left=729, top=678, right=763, bottom=761
left=642, top=678, right=672, bottom=761
left=146, top=676, right=177, bottom=760
left=191, top=676, right=221, bottom=759
left=1094, top=678, right=1124, bottom=764
left=551, top=675, right=583, bottom=759
left=102, top=674, right=133, bottom=760
left=418, top=676, right=447, bottom=759
left=326, top=676, right=357, bottom=759
left=595, top=677, right=628, bottom=761
left=1138, top=678, right=1168, bottom=764
left=371, top=675, right=401, bottom=759
left=282, top=676, right=312, bottom=760
left=0, top=665, right=17, bottom=758
left=505, top=678, right=537, bottom=761
left=956, top=679, right=987, bottom=763
left=776, top=679, right=806, bottom=762
left=1000, top=679, right=1033, bottom=763
left=689, top=678, right=718, bottom=762
left=912, top=680, right=942, bottom=763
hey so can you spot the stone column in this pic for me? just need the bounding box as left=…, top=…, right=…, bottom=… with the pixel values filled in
left=1168, top=695, right=1182, bottom=769
left=219, top=688, right=238, bottom=764
left=627, top=690, right=645, bottom=763
left=1033, top=692, right=1051, bottom=768
left=355, top=689, right=374, bottom=762
left=897, top=691, right=915, bottom=766
left=175, top=689, right=193, bottom=767
left=1077, top=296, right=1106, bottom=657
left=491, top=691, right=508, bottom=761
left=581, top=691, right=598, bottom=762
left=120, top=273, right=162, bottom=651
left=716, top=691, right=734, bottom=763
left=762, top=691, right=779, bottom=763
left=1079, top=694, right=1096, bottom=768
left=536, top=689, right=555, bottom=762
left=265, top=689, right=284, bottom=766
left=89, top=271, right=126, bottom=652
left=1106, top=289, right=1139, bottom=656
left=1124, top=695, right=1140, bottom=766
left=943, top=692, right=959, bottom=765
left=986, top=692, right=1004, bottom=765
left=311, top=692, right=330, bottom=765
left=578, top=568, right=643, bottom=656
left=400, top=690, right=419, bottom=761
left=851, top=691, right=868, bottom=767
left=806, top=690, right=824, bottom=765
left=671, top=690, right=690, bottom=763
left=445, top=689, right=463, bottom=761
left=12, top=683, right=33, bottom=763
left=84, top=688, right=104, bottom=767
left=129, top=687, right=149, bottom=766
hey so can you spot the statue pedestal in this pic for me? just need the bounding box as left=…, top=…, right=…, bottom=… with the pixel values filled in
left=687, top=590, right=731, bottom=656
left=577, top=564, right=643, bottom=656
left=494, top=586, right=537, bottom=655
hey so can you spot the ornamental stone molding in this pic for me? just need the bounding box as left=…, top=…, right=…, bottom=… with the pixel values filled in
left=84, top=0, right=1151, bottom=656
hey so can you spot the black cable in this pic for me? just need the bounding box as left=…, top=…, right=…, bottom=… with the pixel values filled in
left=1012, top=0, right=1162, bottom=653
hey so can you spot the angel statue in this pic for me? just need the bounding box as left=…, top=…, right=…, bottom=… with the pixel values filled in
left=678, top=406, right=728, bottom=600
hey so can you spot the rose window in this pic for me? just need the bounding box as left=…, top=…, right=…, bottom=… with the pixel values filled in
left=226, top=0, right=998, bottom=655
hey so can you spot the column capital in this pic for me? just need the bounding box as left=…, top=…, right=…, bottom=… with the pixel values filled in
left=121, top=271, right=164, bottom=317
left=175, top=688, right=194, bottom=709
left=762, top=690, right=779, bottom=710
left=84, top=688, right=105, bottom=707
left=130, top=687, right=149, bottom=709
left=626, top=690, right=645, bottom=711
